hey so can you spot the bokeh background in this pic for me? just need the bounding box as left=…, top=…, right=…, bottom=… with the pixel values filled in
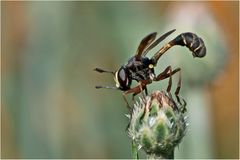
left=1, top=1, right=239, bottom=159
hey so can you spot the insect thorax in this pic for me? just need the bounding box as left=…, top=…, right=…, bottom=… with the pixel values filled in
left=125, top=57, right=155, bottom=82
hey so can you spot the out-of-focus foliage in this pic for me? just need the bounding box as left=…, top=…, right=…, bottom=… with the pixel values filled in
left=1, top=1, right=239, bottom=159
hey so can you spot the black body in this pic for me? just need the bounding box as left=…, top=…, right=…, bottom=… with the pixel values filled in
left=114, top=31, right=206, bottom=91
left=95, top=29, right=206, bottom=101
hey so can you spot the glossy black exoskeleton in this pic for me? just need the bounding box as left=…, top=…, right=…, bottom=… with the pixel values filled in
left=95, top=29, right=206, bottom=108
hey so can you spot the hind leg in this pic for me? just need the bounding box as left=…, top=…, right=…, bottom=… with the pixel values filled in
left=154, top=66, right=185, bottom=105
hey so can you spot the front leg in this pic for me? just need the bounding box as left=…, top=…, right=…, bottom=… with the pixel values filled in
left=122, top=93, right=132, bottom=111
left=124, top=80, right=150, bottom=101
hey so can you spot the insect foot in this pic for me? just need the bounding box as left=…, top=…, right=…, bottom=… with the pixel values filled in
left=127, top=90, right=188, bottom=159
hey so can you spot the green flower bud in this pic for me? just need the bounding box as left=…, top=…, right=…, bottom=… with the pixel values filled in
left=128, top=91, right=187, bottom=159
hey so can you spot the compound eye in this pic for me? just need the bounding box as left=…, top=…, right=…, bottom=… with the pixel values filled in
left=115, top=67, right=130, bottom=90
left=118, top=67, right=127, bottom=82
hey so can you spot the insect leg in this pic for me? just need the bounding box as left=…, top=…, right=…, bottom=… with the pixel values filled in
left=138, top=81, right=149, bottom=99
left=155, top=67, right=181, bottom=90
left=155, top=67, right=184, bottom=105
left=124, top=85, right=142, bottom=104
left=154, top=66, right=173, bottom=92
left=174, top=68, right=182, bottom=105
left=179, top=97, right=187, bottom=113
left=124, top=80, right=150, bottom=102
left=122, top=93, right=132, bottom=111
left=172, top=69, right=187, bottom=113
left=144, top=87, right=148, bottom=96
left=167, top=67, right=173, bottom=93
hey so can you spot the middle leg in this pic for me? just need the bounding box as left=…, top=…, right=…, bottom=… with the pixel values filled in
left=155, top=66, right=183, bottom=105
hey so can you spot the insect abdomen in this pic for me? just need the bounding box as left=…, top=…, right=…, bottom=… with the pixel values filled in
left=172, top=32, right=206, bottom=58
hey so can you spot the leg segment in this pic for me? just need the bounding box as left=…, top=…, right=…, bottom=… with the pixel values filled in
left=124, top=80, right=150, bottom=101
left=154, top=66, right=174, bottom=93
left=174, top=68, right=181, bottom=96
left=122, top=93, right=132, bottom=111
left=144, top=87, right=148, bottom=96
left=155, top=67, right=181, bottom=96
left=155, top=66, right=178, bottom=110
left=155, top=67, right=183, bottom=105
left=166, top=67, right=173, bottom=93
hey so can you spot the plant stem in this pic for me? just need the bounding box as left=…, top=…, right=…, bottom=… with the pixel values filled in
left=132, top=140, right=139, bottom=159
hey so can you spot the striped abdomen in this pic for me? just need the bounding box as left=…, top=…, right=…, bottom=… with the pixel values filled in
left=172, top=32, right=206, bottom=58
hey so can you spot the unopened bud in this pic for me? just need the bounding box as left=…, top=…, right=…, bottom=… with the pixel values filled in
left=128, top=91, right=187, bottom=159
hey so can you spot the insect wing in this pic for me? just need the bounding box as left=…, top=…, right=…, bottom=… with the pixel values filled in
left=143, top=29, right=176, bottom=55
left=135, top=32, right=157, bottom=60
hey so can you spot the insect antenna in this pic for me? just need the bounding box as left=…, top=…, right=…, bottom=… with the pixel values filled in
left=94, top=68, right=114, bottom=75
left=95, top=85, right=118, bottom=90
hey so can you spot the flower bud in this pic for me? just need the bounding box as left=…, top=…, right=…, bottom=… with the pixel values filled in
left=128, top=91, right=187, bottom=158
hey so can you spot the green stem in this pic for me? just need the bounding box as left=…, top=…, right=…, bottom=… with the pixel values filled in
left=132, top=140, right=139, bottom=159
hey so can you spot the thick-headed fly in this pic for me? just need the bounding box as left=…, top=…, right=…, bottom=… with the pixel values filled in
left=94, top=29, right=206, bottom=109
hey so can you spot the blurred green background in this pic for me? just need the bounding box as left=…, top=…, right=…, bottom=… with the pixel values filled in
left=1, top=1, right=239, bottom=159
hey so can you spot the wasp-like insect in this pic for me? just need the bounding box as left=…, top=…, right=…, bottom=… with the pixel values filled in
left=95, top=29, right=206, bottom=109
